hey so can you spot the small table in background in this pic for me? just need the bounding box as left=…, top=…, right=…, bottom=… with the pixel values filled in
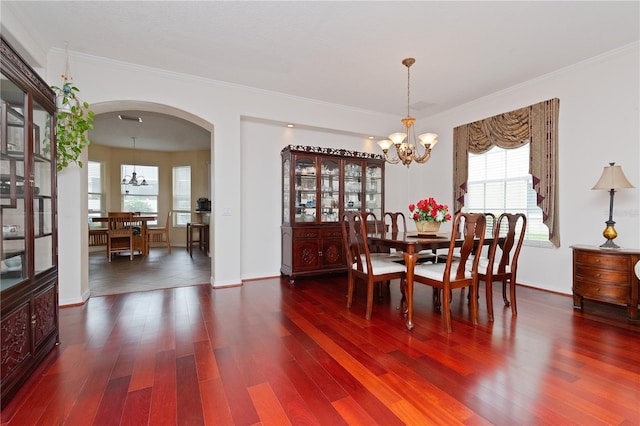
left=186, top=223, right=209, bottom=257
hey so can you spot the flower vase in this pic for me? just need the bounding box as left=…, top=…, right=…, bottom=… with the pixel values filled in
left=415, top=220, right=440, bottom=233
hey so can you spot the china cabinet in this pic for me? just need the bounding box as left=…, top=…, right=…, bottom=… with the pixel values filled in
left=281, top=145, right=384, bottom=283
left=571, top=245, right=640, bottom=319
left=1, top=37, right=58, bottom=407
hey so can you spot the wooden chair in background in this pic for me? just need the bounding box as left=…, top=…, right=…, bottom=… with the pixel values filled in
left=412, top=212, right=486, bottom=333
left=148, top=211, right=172, bottom=253
left=342, top=212, right=407, bottom=320
left=107, top=212, right=134, bottom=262
left=88, top=227, right=108, bottom=247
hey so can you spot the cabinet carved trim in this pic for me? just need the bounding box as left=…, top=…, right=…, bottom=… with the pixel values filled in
left=34, top=285, right=56, bottom=344
left=1, top=304, right=30, bottom=380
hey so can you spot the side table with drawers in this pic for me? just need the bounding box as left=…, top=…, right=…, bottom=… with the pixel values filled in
left=571, top=245, right=640, bottom=319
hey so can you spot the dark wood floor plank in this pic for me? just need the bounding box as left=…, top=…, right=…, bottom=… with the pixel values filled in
left=120, top=387, right=152, bottom=426
left=62, top=345, right=121, bottom=425
left=148, top=349, right=177, bottom=426
left=35, top=375, right=87, bottom=426
left=192, top=339, right=219, bottom=382
left=331, top=395, right=379, bottom=426
left=93, top=376, right=130, bottom=426
left=280, top=334, right=349, bottom=402
left=129, top=342, right=157, bottom=391
left=213, top=346, right=261, bottom=425
left=247, top=382, right=292, bottom=426
left=309, top=346, right=405, bottom=426
left=2, top=269, right=640, bottom=425
left=176, top=355, right=206, bottom=425
left=198, top=377, right=234, bottom=426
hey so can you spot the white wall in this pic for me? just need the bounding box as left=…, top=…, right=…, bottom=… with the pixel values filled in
left=4, top=16, right=637, bottom=301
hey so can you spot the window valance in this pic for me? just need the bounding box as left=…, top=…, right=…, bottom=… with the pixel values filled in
left=453, top=98, right=560, bottom=247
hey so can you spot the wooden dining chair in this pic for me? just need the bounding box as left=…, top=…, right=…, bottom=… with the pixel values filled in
left=412, top=212, right=486, bottom=333
left=107, top=212, right=134, bottom=261
left=341, top=212, right=407, bottom=320
left=148, top=211, right=172, bottom=253
left=472, top=213, right=526, bottom=321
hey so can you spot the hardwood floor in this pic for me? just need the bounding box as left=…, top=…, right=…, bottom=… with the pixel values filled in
left=2, top=275, right=639, bottom=425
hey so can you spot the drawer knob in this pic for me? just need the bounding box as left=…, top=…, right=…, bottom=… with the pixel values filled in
left=595, top=273, right=601, bottom=278
left=596, top=287, right=600, bottom=292
left=595, top=258, right=600, bottom=263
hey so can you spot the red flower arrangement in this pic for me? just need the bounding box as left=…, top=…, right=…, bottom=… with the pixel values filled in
left=408, top=197, right=451, bottom=223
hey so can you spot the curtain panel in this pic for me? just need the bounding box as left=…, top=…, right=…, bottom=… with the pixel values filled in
left=453, top=98, right=560, bottom=247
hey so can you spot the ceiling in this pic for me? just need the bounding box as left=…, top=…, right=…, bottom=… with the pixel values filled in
left=3, top=1, right=639, bottom=151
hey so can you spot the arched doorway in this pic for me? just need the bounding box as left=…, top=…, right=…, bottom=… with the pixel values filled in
left=87, top=101, right=214, bottom=296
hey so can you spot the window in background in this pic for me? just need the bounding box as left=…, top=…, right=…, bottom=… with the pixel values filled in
left=88, top=161, right=104, bottom=225
left=465, top=144, right=549, bottom=243
left=121, top=164, right=158, bottom=224
left=173, top=166, right=191, bottom=227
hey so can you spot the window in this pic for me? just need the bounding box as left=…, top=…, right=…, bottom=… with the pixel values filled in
left=173, top=166, right=191, bottom=226
left=465, top=145, right=549, bottom=243
left=88, top=161, right=104, bottom=223
left=121, top=164, right=158, bottom=224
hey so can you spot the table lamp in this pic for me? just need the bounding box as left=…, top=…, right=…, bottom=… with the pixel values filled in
left=591, top=162, right=634, bottom=248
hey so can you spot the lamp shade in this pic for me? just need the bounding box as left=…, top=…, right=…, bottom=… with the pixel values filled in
left=592, top=163, right=634, bottom=190
left=389, top=132, right=407, bottom=145
left=377, top=139, right=394, bottom=150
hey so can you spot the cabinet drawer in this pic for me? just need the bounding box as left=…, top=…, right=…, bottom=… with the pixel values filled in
left=320, top=228, right=342, bottom=239
left=574, top=280, right=629, bottom=302
left=293, top=228, right=320, bottom=239
left=574, top=251, right=629, bottom=269
left=575, top=265, right=629, bottom=284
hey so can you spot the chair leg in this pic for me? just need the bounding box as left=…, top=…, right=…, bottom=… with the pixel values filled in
left=502, top=280, right=511, bottom=307
left=433, top=288, right=441, bottom=311
left=509, top=277, right=517, bottom=316
left=346, top=271, right=355, bottom=308
left=365, top=278, right=374, bottom=320
left=442, top=285, right=452, bottom=333
left=485, top=277, right=494, bottom=322
left=470, top=281, right=479, bottom=326
left=397, top=278, right=408, bottom=316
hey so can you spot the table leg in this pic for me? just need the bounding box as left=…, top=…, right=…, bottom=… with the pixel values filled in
left=403, top=251, right=418, bottom=330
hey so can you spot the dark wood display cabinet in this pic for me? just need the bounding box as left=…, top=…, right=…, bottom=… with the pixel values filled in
left=571, top=245, right=640, bottom=319
left=1, top=37, right=59, bottom=408
left=281, top=145, right=384, bottom=283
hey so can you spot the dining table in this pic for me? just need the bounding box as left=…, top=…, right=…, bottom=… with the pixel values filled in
left=92, top=215, right=157, bottom=256
left=368, top=230, right=495, bottom=330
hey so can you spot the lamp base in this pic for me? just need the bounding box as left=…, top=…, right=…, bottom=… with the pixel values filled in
left=600, top=239, right=620, bottom=249
left=600, top=222, right=620, bottom=249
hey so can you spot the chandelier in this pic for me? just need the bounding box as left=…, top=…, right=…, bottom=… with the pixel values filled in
left=377, top=58, right=438, bottom=167
left=121, top=137, right=148, bottom=187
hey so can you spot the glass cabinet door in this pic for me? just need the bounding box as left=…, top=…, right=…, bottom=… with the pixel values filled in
left=282, top=158, right=290, bottom=223
left=1, top=75, right=28, bottom=290
left=365, top=163, right=383, bottom=218
left=343, top=161, right=362, bottom=213
left=320, top=158, right=339, bottom=223
left=294, top=156, right=316, bottom=223
left=32, top=99, right=54, bottom=275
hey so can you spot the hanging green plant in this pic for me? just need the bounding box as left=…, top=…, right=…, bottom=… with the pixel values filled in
left=50, top=78, right=95, bottom=171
